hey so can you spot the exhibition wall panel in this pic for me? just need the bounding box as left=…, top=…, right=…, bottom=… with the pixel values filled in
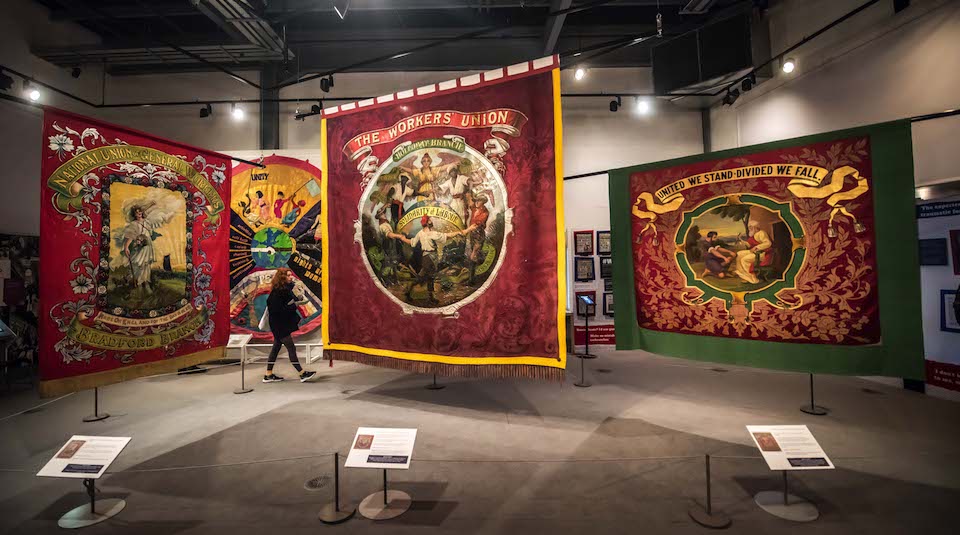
left=610, top=121, right=923, bottom=378
left=38, top=109, right=232, bottom=396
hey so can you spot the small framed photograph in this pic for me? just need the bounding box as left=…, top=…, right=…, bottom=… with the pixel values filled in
left=576, top=291, right=596, bottom=318
left=603, top=292, right=614, bottom=316
left=919, top=238, right=948, bottom=266
left=604, top=278, right=613, bottom=292
left=942, top=289, right=960, bottom=333
left=951, top=230, right=960, bottom=275
left=575, top=256, right=595, bottom=282
left=597, top=230, right=612, bottom=255
left=599, top=257, right=613, bottom=279
left=574, top=230, right=594, bottom=256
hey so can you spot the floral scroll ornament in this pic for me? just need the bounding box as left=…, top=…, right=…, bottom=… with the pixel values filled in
left=786, top=165, right=868, bottom=238
left=631, top=192, right=684, bottom=246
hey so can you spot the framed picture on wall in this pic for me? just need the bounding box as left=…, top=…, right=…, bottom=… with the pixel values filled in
left=575, top=256, right=595, bottom=281
left=603, top=292, right=614, bottom=316
left=942, top=289, right=960, bottom=333
left=576, top=291, right=596, bottom=318
left=604, top=278, right=613, bottom=292
left=919, top=238, right=948, bottom=266
left=599, top=257, right=613, bottom=279
left=951, top=230, right=960, bottom=275
left=597, top=230, right=612, bottom=255
left=574, top=230, right=594, bottom=256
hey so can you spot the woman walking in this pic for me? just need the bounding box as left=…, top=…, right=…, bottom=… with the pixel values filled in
left=263, top=268, right=316, bottom=383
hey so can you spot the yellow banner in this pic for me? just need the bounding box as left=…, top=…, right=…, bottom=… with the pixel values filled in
left=654, top=164, right=828, bottom=204
left=95, top=303, right=194, bottom=328
left=47, top=145, right=225, bottom=215
left=67, top=306, right=208, bottom=351
left=397, top=205, right=465, bottom=230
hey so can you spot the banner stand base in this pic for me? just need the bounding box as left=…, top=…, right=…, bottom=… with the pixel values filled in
left=688, top=506, right=731, bottom=529
left=318, top=502, right=355, bottom=524
left=82, top=387, right=109, bottom=423
left=425, top=374, right=445, bottom=390
left=359, top=469, right=411, bottom=520
left=755, top=471, right=818, bottom=522
left=58, top=479, right=124, bottom=529
left=800, top=374, right=829, bottom=416
left=573, top=355, right=591, bottom=388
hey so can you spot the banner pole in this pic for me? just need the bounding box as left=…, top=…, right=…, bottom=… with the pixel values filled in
left=82, top=387, right=110, bottom=423
left=800, top=373, right=828, bottom=415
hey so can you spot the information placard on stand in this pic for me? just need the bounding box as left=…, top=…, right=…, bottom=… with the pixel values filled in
left=38, top=435, right=131, bottom=529
left=38, top=435, right=130, bottom=479
left=346, top=427, right=417, bottom=520
left=746, top=425, right=832, bottom=522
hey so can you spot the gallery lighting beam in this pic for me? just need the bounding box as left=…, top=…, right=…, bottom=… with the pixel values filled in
left=609, top=96, right=621, bottom=112
left=199, top=103, right=212, bottom=118
left=782, top=57, right=796, bottom=74
left=635, top=96, right=651, bottom=115
left=574, top=67, right=586, bottom=81
left=722, top=88, right=740, bottom=106
left=24, top=80, right=40, bottom=102
left=231, top=103, right=244, bottom=121
left=333, top=0, right=350, bottom=20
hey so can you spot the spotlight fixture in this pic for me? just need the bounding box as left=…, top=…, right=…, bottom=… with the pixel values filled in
left=319, top=74, right=334, bottom=93
left=574, top=67, right=586, bottom=81
left=231, top=103, right=244, bottom=121
left=71, top=66, right=82, bottom=79
left=310, top=103, right=322, bottom=114
left=23, top=80, right=40, bottom=102
left=741, top=72, right=756, bottom=92
left=609, top=96, right=622, bottom=112
left=0, top=70, right=13, bottom=91
left=199, top=103, right=212, bottom=118
left=333, top=0, right=350, bottom=20
left=635, top=97, right=651, bottom=115
left=781, top=57, right=796, bottom=74
left=721, top=88, right=741, bottom=106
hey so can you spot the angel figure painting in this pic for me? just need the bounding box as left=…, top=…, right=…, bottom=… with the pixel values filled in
left=106, top=181, right=189, bottom=313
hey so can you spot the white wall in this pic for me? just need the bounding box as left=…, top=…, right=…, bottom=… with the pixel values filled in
left=710, top=0, right=960, bottom=186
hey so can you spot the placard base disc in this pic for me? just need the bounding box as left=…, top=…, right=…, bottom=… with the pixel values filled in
left=233, top=388, right=254, bottom=395
left=800, top=404, right=829, bottom=416
left=754, top=491, right=819, bottom=522
left=358, top=490, right=411, bottom=520
left=58, top=498, right=125, bottom=529
left=688, top=507, right=732, bottom=529
left=81, top=413, right=110, bottom=423
left=318, top=502, right=356, bottom=524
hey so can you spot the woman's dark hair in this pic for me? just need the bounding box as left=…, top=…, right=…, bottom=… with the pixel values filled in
left=128, top=205, right=144, bottom=220
left=256, top=190, right=263, bottom=198
left=271, top=268, right=292, bottom=290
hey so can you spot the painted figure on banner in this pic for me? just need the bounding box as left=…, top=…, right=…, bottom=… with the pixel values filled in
left=359, top=136, right=510, bottom=314
left=630, top=137, right=879, bottom=345
left=229, top=156, right=324, bottom=340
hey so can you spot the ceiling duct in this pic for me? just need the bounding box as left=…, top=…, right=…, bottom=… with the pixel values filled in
left=195, top=0, right=291, bottom=58
left=679, top=0, right=718, bottom=15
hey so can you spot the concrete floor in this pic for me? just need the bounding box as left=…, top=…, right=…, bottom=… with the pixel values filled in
left=0, top=348, right=957, bottom=534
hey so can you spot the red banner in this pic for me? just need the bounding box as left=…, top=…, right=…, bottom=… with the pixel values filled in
left=321, top=58, right=566, bottom=379
left=39, top=109, right=231, bottom=396
left=629, top=137, right=880, bottom=344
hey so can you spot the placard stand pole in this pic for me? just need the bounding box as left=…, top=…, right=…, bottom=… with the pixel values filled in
left=688, top=454, right=731, bottom=529
left=574, top=353, right=591, bottom=388
left=234, top=346, right=253, bottom=395
left=318, top=452, right=355, bottom=524
left=800, top=373, right=828, bottom=415
left=577, top=312, right=597, bottom=359
left=82, top=387, right=110, bottom=423
left=358, top=468, right=412, bottom=520
left=425, top=373, right=445, bottom=390
left=754, top=471, right=819, bottom=522
left=57, top=478, right=126, bottom=529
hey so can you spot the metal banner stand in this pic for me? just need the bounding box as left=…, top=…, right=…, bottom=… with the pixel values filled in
left=318, top=452, right=356, bottom=524
left=234, top=345, right=253, bottom=395
left=425, top=373, right=445, bottom=390
left=573, top=353, right=591, bottom=388
left=800, top=373, right=828, bottom=415
left=754, top=470, right=819, bottom=522
left=688, top=454, right=731, bottom=529
left=82, top=388, right=110, bottom=423
left=57, top=478, right=125, bottom=529
left=575, top=308, right=597, bottom=359
left=358, top=469, right=411, bottom=520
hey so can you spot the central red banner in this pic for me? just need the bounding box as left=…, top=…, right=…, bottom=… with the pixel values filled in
left=321, top=58, right=566, bottom=379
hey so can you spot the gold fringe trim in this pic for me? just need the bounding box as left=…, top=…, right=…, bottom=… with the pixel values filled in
left=38, top=346, right=226, bottom=398
left=327, top=349, right=566, bottom=381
